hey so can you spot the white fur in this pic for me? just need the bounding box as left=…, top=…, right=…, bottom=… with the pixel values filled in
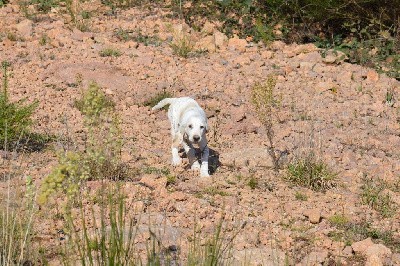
left=152, top=97, right=209, bottom=177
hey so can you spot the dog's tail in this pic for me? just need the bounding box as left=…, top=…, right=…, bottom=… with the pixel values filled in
left=151, top=98, right=175, bottom=111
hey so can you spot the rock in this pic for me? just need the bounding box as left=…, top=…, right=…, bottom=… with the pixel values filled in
left=15, top=19, right=33, bottom=38
left=293, top=43, right=319, bottom=55
left=261, top=50, right=274, bottom=59
left=366, top=70, right=379, bottom=82
left=213, top=30, right=228, bottom=48
left=352, top=238, right=374, bottom=255
left=315, top=81, right=337, bottom=93
left=365, top=244, right=392, bottom=259
left=196, top=35, right=216, bottom=52
left=366, top=254, right=383, bottom=266
left=228, top=36, right=247, bottom=52
left=300, top=251, right=329, bottom=265
left=342, top=246, right=353, bottom=257
left=270, top=40, right=286, bottom=51
left=303, top=209, right=321, bottom=224
left=322, top=49, right=348, bottom=64
left=201, top=21, right=215, bottom=36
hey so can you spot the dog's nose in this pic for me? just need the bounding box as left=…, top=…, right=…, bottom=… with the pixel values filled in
left=193, top=135, right=200, bottom=142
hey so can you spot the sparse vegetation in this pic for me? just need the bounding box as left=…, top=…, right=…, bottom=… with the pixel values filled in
left=99, top=48, right=122, bottom=57
left=134, top=30, right=162, bottom=46
left=247, top=175, right=258, bottom=190
left=285, top=154, right=337, bottom=192
left=0, top=176, right=38, bottom=266
left=0, top=61, right=38, bottom=149
left=294, top=191, right=308, bottom=201
left=39, top=82, right=127, bottom=204
left=170, top=32, right=194, bottom=58
left=360, top=176, right=396, bottom=218
left=251, top=76, right=281, bottom=171
left=143, top=90, right=173, bottom=109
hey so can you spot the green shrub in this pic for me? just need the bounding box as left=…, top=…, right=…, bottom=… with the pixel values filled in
left=360, top=176, right=396, bottom=218
left=40, top=82, right=128, bottom=204
left=285, top=154, right=336, bottom=192
left=251, top=76, right=281, bottom=171
left=99, top=48, right=122, bottom=57
left=170, top=33, right=194, bottom=58
left=63, top=183, right=140, bottom=265
left=0, top=61, right=38, bottom=149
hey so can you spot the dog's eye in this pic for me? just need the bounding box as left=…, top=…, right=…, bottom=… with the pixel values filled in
left=188, top=124, right=193, bottom=129
left=200, top=126, right=204, bottom=129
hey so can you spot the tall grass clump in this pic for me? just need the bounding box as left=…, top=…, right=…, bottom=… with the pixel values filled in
left=0, top=61, right=38, bottom=149
left=285, top=153, right=336, bottom=192
left=62, top=183, right=140, bottom=265
left=251, top=75, right=281, bottom=171
left=0, top=176, right=38, bottom=265
left=187, top=216, right=238, bottom=266
left=360, top=176, right=396, bottom=218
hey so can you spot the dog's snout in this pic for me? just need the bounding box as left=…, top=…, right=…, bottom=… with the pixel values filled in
left=193, top=135, right=200, bottom=142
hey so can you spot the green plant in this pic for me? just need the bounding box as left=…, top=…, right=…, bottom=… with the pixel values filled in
left=328, top=214, right=349, bottom=228
left=251, top=76, right=281, bottom=171
left=360, top=176, right=396, bottom=218
left=1, top=176, right=38, bottom=265
left=63, top=183, right=140, bottom=265
left=0, top=61, right=38, bottom=149
left=294, top=191, right=308, bottom=201
left=170, top=33, right=194, bottom=58
left=187, top=216, right=237, bottom=266
left=134, top=30, right=162, bottom=46
left=142, top=166, right=170, bottom=176
left=99, top=48, right=122, bottom=57
left=0, top=0, right=9, bottom=7
left=285, top=154, right=337, bottom=192
left=40, top=82, right=128, bottom=204
left=31, top=0, right=59, bottom=13
left=114, top=28, right=133, bottom=42
left=143, top=90, right=173, bottom=109
left=247, top=176, right=258, bottom=190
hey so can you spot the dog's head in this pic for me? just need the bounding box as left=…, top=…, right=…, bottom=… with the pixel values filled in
left=180, top=114, right=208, bottom=144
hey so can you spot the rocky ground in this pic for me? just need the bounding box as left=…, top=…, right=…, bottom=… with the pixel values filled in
left=1, top=1, right=400, bottom=265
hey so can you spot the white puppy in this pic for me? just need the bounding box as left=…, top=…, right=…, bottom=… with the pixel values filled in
left=152, top=97, right=209, bottom=177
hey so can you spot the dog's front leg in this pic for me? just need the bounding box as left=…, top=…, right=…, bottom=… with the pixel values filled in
left=171, top=132, right=182, bottom=166
left=199, top=138, right=209, bottom=177
left=183, top=142, right=199, bottom=170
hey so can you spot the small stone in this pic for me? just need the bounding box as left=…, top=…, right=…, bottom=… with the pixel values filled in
left=366, top=254, right=383, bottom=266
left=214, top=31, right=228, bottom=48
left=365, top=244, right=392, bottom=259
left=261, top=50, right=273, bottom=59
left=228, top=36, right=247, bottom=52
left=366, top=70, right=379, bottom=82
left=15, top=19, right=33, bottom=38
left=303, top=209, right=321, bottom=224
left=342, top=246, right=353, bottom=257
left=352, top=238, right=374, bottom=255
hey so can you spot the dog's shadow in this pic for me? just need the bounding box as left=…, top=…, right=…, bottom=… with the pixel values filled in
left=181, top=148, right=220, bottom=175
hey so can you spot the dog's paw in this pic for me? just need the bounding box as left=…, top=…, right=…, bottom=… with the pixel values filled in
left=200, top=166, right=209, bottom=177
left=172, top=157, right=182, bottom=166
left=191, top=161, right=201, bottom=170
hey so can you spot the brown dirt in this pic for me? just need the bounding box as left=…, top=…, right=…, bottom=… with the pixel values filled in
left=1, top=1, right=399, bottom=265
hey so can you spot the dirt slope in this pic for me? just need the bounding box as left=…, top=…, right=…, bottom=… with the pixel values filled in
left=1, top=2, right=399, bottom=265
